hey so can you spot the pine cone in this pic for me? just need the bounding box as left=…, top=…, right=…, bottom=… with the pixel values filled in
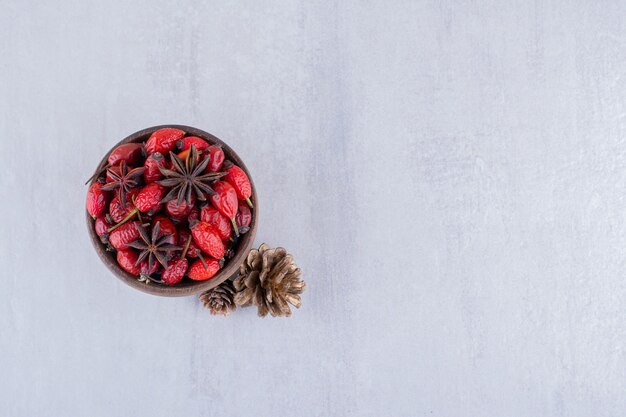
left=199, top=281, right=236, bottom=316
left=233, top=243, right=306, bottom=317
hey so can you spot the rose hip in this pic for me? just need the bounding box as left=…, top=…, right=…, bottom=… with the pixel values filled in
left=162, top=258, right=188, bottom=285
left=205, top=145, right=224, bottom=172
left=165, top=194, right=195, bottom=219
left=209, top=181, right=239, bottom=236
left=187, top=258, right=220, bottom=281
left=190, top=220, right=225, bottom=259
left=109, top=188, right=139, bottom=223
left=177, top=136, right=209, bottom=151
left=144, top=152, right=166, bottom=183
left=94, top=215, right=113, bottom=243
left=86, top=182, right=110, bottom=219
left=117, top=249, right=141, bottom=275
left=236, top=203, right=252, bottom=228
left=135, top=183, right=167, bottom=212
left=146, top=128, right=185, bottom=154
left=108, top=143, right=145, bottom=166
left=109, top=221, right=140, bottom=250
left=200, top=205, right=232, bottom=240
left=224, top=163, right=253, bottom=208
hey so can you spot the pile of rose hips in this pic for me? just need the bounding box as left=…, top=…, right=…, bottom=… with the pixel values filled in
left=86, top=128, right=253, bottom=285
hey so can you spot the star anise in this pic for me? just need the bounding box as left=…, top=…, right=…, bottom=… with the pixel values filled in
left=101, top=160, right=144, bottom=205
left=126, top=222, right=181, bottom=272
left=157, top=145, right=225, bottom=205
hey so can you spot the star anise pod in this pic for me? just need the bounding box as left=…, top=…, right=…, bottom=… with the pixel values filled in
left=157, top=145, right=225, bottom=205
left=101, top=160, right=144, bottom=205
left=126, top=222, right=181, bottom=272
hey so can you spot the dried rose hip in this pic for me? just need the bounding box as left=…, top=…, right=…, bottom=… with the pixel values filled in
left=146, top=128, right=185, bottom=155
left=165, top=194, right=195, bottom=219
left=144, top=152, right=166, bottom=183
left=190, top=220, right=225, bottom=259
left=187, top=258, right=220, bottom=281
left=108, top=143, right=145, bottom=166
left=200, top=205, right=232, bottom=240
left=135, top=183, right=167, bottom=212
left=177, top=136, right=209, bottom=151
left=162, top=258, right=188, bottom=285
left=224, top=162, right=253, bottom=208
left=94, top=215, right=113, bottom=243
left=86, top=182, right=110, bottom=219
left=109, top=188, right=139, bottom=223
left=236, top=203, right=252, bottom=234
left=109, top=221, right=141, bottom=250
left=205, top=145, right=224, bottom=172
left=209, top=181, right=239, bottom=236
left=117, top=249, right=141, bottom=275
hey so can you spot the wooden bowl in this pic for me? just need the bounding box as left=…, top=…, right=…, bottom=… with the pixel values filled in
left=86, top=125, right=258, bottom=297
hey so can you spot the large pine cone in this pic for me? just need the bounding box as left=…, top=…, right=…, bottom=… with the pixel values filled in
left=199, top=281, right=236, bottom=316
left=233, top=243, right=306, bottom=317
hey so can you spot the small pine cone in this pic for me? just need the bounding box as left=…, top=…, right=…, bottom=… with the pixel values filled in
left=233, top=243, right=306, bottom=317
left=199, top=281, right=236, bottom=316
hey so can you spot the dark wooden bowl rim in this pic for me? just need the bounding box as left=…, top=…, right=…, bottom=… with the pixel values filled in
left=86, top=125, right=258, bottom=297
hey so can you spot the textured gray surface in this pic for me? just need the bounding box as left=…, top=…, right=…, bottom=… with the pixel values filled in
left=1, top=1, right=626, bottom=416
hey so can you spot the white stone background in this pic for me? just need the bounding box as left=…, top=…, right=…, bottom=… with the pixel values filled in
left=1, top=1, right=626, bottom=416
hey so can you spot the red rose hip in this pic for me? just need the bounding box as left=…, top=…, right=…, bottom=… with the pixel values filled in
left=109, top=221, right=140, bottom=250
left=146, top=128, right=185, bottom=154
left=236, top=203, right=252, bottom=229
left=205, top=145, right=225, bottom=172
left=177, top=136, right=209, bottom=151
left=108, top=143, right=145, bottom=166
left=190, top=220, right=225, bottom=259
left=209, top=181, right=239, bottom=236
left=109, top=188, right=139, bottom=223
left=144, top=152, right=166, bottom=183
left=134, top=183, right=167, bottom=212
left=200, top=205, right=232, bottom=240
left=86, top=182, right=110, bottom=219
left=94, top=215, right=112, bottom=237
left=94, top=215, right=113, bottom=243
left=224, top=163, right=253, bottom=208
left=187, top=258, right=220, bottom=281
left=117, top=249, right=141, bottom=275
left=162, top=258, right=188, bottom=285
left=165, top=194, right=195, bottom=219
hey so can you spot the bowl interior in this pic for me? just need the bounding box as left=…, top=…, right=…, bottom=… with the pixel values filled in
left=86, top=125, right=258, bottom=297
